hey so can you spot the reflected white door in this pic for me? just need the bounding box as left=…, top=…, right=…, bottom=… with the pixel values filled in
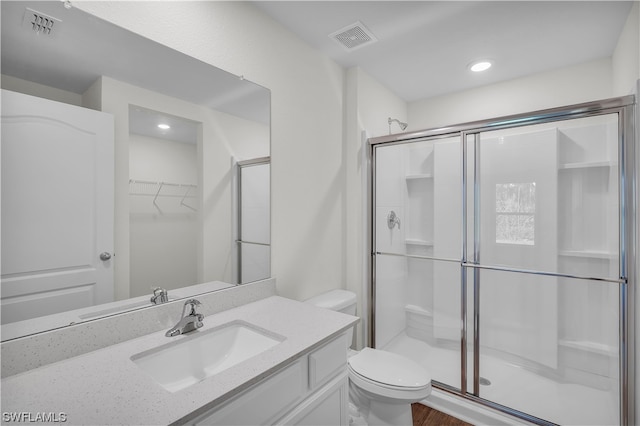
left=1, top=90, right=114, bottom=324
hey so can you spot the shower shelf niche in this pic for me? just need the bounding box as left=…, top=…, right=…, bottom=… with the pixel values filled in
left=405, top=238, right=433, bottom=247
left=402, top=144, right=436, bottom=253
left=405, top=173, right=433, bottom=180
left=558, top=249, right=616, bottom=259
left=558, top=160, right=616, bottom=170
left=404, top=174, right=434, bottom=249
left=556, top=120, right=618, bottom=276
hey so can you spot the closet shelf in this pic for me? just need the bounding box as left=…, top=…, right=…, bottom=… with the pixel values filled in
left=129, top=179, right=198, bottom=211
left=129, top=179, right=197, bottom=198
left=558, top=249, right=616, bottom=260
left=558, top=160, right=616, bottom=170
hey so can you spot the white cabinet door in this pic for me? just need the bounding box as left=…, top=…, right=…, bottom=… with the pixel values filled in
left=193, top=359, right=307, bottom=425
left=279, top=373, right=349, bottom=426
left=1, top=90, right=114, bottom=323
left=191, top=334, right=349, bottom=426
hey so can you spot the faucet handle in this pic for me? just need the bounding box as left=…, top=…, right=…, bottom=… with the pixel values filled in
left=150, top=287, right=169, bottom=304
left=183, top=298, right=202, bottom=315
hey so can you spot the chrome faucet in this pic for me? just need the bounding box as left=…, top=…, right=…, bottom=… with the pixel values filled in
left=150, top=287, right=169, bottom=305
left=165, top=299, right=204, bottom=337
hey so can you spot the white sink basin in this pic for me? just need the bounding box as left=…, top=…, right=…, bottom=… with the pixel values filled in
left=131, top=321, right=285, bottom=392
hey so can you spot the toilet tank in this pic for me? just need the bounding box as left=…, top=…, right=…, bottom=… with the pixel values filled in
left=305, top=289, right=357, bottom=315
left=305, top=290, right=357, bottom=348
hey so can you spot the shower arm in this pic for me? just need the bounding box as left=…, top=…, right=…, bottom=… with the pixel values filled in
left=388, top=117, right=408, bottom=135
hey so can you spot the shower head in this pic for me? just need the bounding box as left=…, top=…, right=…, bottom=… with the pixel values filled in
left=388, top=117, right=408, bottom=134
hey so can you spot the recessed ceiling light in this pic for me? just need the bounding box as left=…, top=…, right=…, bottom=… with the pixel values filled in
left=470, top=61, right=492, bottom=72
left=157, top=123, right=171, bottom=130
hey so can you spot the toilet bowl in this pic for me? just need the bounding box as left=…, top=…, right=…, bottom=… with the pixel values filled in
left=306, top=290, right=431, bottom=426
left=348, top=347, right=431, bottom=425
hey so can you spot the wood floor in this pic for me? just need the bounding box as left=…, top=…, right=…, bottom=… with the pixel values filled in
left=412, top=403, right=473, bottom=426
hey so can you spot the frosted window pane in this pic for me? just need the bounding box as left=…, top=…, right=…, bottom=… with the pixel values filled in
left=496, top=183, right=535, bottom=245
left=496, top=214, right=535, bottom=245
left=496, top=183, right=536, bottom=213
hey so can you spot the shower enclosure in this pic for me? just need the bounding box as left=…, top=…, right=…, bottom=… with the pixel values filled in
left=234, top=157, right=271, bottom=284
left=369, top=96, right=635, bottom=425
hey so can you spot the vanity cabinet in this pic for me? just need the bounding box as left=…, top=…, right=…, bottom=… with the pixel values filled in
left=190, top=333, right=349, bottom=425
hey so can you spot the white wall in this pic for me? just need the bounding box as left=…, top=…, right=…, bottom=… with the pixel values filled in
left=76, top=1, right=345, bottom=302
left=1, top=74, right=82, bottom=106
left=612, top=1, right=639, bottom=96
left=408, top=58, right=613, bottom=130
left=345, top=67, right=407, bottom=347
left=348, top=67, right=408, bottom=139
left=64, top=2, right=640, bottom=421
left=74, top=3, right=640, bottom=361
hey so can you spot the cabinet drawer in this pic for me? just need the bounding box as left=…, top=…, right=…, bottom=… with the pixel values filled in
left=308, top=333, right=347, bottom=389
left=194, top=358, right=307, bottom=425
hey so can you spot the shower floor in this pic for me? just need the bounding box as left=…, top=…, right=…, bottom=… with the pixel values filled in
left=383, top=333, right=619, bottom=426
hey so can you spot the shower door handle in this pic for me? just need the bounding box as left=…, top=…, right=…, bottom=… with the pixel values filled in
left=99, top=252, right=112, bottom=261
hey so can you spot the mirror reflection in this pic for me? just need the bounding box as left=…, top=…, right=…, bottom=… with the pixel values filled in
left=128, top=106, right=201, bottom=297
left=0, top=1, right=271, bottom=340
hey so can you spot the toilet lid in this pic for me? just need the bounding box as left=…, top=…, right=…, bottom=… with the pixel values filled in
left=348, top=348, right=430, bottom=388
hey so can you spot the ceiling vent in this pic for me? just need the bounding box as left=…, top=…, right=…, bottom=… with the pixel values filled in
left=22, top=8, right=61, bottom=36
left=329, top=21, right=377, bottom=51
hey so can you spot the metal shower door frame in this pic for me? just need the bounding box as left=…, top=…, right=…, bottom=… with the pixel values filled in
left=233, top=156, right=271, bottom=284
left=368, top=95, right=636, bottom=426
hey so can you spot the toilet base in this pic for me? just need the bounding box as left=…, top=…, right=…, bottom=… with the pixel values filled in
left=367, top=400, right=413, bottom=426
left=349, top=382, right=415, bottom=426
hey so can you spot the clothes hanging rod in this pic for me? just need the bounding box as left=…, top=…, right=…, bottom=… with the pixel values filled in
left=129, top=179, right=196, bottom=188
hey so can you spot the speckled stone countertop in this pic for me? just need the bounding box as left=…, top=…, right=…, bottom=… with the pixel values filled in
left=1, top=296, right=358, bottom=425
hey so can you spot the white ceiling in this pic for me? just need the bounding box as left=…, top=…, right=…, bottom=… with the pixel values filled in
left=1, top=1, right=271, bottom=131
left=129, top=106, right=199, bottom=145
left=253, top=1, right=634, bottom=102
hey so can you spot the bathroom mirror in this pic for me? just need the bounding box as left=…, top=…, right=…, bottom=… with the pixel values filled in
left=0, top=1, right=271, bottom=340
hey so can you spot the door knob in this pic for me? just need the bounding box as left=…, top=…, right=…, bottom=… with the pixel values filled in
left=99, top=252, right=112, bottom=261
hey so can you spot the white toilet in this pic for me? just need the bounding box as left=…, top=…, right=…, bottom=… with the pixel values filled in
left=306, top=290, right=431, bottom=426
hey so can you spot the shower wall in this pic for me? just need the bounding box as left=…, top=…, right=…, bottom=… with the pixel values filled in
left=375, top=146, right=409, bottom=348
left=373, top=109, right=624, bottom=425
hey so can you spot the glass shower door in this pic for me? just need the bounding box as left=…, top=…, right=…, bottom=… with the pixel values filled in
left=371, top=96, right=634, bottom=426
left=373, top=136, right=463, bottom=391
left=236, top=158, right=271, bottom=284
left=467, top=114, right=621, bottom=425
